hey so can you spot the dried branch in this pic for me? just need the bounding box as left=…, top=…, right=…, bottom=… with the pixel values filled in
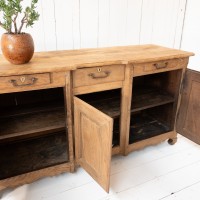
left=12, top=13, right=18, bottom=34
left=18, top=13, right=26, bottom=34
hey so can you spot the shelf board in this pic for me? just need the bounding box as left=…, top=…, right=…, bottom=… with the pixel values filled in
left=0, top=131, right=68, bottom=180
left=88, top=88, right=174, bottom=118
left=0, top=107, right=66, bottom=142
left=0, top=101, right=63, bottom=119
left=129, top=114, right=172, bottom=144
left=131, top=88, right=174, bottom=112
left=89, top=96, right=121, bottom=118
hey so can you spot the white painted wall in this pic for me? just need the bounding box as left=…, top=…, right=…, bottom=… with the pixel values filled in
left=180, top=0, right=200, bottom=71
left=0, top=0, right=186, bottom=51
left=0, top=0, right=196, bottom=66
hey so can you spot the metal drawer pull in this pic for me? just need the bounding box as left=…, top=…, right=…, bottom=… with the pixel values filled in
left=10, top=77, right=38, bottom=87
left=154, top=62, right=168, bottom=69
left=88, top=71, right=110, bottom=79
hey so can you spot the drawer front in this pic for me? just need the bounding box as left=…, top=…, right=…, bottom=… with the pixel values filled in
left=0, top=73, right=51, bottom=91
left=73, top=65, right=125, bottom=88
left=133, top=58, right=188, bottom=76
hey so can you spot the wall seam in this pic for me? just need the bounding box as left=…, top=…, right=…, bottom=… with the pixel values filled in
left=139, top=0, right=144, bottom=44
left=179, top=0, right=188, bottom=49
left=53, top=0, right=58, bottom=50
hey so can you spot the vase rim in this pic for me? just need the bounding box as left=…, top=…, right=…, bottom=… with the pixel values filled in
left=3, top=32, right=31, bottom=35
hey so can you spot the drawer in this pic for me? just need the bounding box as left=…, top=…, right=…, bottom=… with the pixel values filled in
left=73, top=65, right=125, bottom=88
left=133, top=58, right=188, bottom=76
left=0, top=73, right=51, bottom=91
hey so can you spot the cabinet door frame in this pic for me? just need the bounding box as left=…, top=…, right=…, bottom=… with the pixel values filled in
left=74, top=97, right=113, bottom=192
left=64, top=71, right=75, bottom=170
left=176, top=69, right=200, bottom=144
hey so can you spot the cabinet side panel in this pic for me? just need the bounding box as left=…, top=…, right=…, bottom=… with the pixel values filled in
left=177, top=69, right=200, bottom=144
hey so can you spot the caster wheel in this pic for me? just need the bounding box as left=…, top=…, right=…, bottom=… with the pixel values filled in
left=168, top=138, right=177, bottom=145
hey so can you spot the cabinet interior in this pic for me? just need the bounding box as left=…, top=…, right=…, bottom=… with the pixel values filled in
left=129, top=69, right=182, bottom=144
left=77, top=89, right=121, bottom=147
left=0, top=88, right=69, bottom=179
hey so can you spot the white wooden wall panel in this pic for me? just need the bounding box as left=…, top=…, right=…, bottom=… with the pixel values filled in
left=98, top=0, right=110, bottom=47
left=72, top=0, right=81, bottom=49
left=0, top=0, right=188, bottom=54
left=26, top=0, right=45, bottom=52
left=140, top=0, right=181, bottom=48
left=79, top=0, right=99, bottom=48
left=151, top=0, right=179, bottom=47
left=109, top=0, right=127, bottom=46
left=40, top=0, right=57, bottom=51
left=174, top=0, right=187, bottom=49
left=126, top=0, right=143, bottom=45
left=181, top=0, right=200, bottom=71
left=54, top=0, right=74, bottom=50
left=140, top=0, right=155, bottom=44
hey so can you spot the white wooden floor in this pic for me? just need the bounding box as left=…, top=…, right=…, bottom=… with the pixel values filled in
left=1, top=134, right=200, bottom=200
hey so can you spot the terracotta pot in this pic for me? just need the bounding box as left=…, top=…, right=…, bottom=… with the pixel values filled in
left=1, top=33, right=34, bottom=65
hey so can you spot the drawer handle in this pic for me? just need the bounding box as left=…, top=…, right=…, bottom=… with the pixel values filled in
left=153, top=62, right=168, bottom=69
left=88, top=71, right=110, bottom=79
left=9, top=77, right=38, bottom=87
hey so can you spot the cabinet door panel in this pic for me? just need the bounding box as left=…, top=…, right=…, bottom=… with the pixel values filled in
left=74, top=97, right=113, bottom=192
left=176, top=69, right=200, bottom=144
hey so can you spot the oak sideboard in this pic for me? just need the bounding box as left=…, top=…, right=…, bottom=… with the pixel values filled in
left=0, top=45, right=198, bottom=192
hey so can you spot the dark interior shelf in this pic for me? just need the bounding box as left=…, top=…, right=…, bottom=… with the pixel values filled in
left=112, top=118, right=120, bottom=147
left=131, top=88, right=174, bottom=112
left=0, top=131, right=68, bottom=180
left=0, top=105, right=66, bottom=142
left=129, top=113, right=171, bottom=144
left=0, top=101, right=63, bottom=119
left=89, top=96, right=121, bottom=118
left=88, top=88, right=174, bottom=118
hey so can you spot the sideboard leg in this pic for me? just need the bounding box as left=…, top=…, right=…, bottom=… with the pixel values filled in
left=168, top=137, right=177, bottom=145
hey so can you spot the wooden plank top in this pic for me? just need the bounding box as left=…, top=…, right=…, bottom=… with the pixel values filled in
left=0, top=44, right=194, bottom=76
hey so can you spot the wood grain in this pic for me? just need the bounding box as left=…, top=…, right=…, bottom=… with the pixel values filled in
left=127, top=131, right=176, bottom=153
left=64, top=72, right=75, bottom=170
left=74, top=97, right=113, bottom=192
left=0, top=44, right=194, bottom=192
left=0, top=45, right=193, bottom=76
left=73, top=81, right=123, bottom=95
left=73, top=64, right=125, bottom=88
left=176, top=69, right=200, bottom=144
left=0, top=162, right=71, bottom=191
left=0, top=131, right=68, bottom=180
left=133, top=57, right=189, bottom=77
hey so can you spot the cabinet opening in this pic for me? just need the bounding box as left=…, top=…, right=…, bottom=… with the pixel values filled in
left=0, top=88, right=67, bottom=141
left=129, top=104, right=173, bottom=144
left=129, top=70, right=182, bottom=144
left=77, top=89, right=121, bottom=147
left=131, top=69, right=182, bottom=112
left=0, top=88, right=69, bottom=179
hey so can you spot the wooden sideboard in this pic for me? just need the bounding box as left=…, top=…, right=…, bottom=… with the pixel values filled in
left=0, top=45, right=199, bottom=192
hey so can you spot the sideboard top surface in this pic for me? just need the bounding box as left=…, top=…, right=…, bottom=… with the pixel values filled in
left=0, top=44, right=194, bottom=76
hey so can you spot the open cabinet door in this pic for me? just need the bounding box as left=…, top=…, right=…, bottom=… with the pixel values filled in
left=74, top=97, right=113, bottom=192
left=176, top=69, right=200, bottom=144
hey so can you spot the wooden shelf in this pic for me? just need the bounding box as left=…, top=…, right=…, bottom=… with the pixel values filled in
left=88, top=88, right=174, bottom=118
left=131, top=88, right=174, bottom=112
left=129, top=113, right=171, bottom=144
left=0, top=101, right=63, bottom=119
left=0, top=131, right=68, bottom=180
left=0, top=105, right=66, bottom=142
left=89, top=96, right=121, bottom=118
